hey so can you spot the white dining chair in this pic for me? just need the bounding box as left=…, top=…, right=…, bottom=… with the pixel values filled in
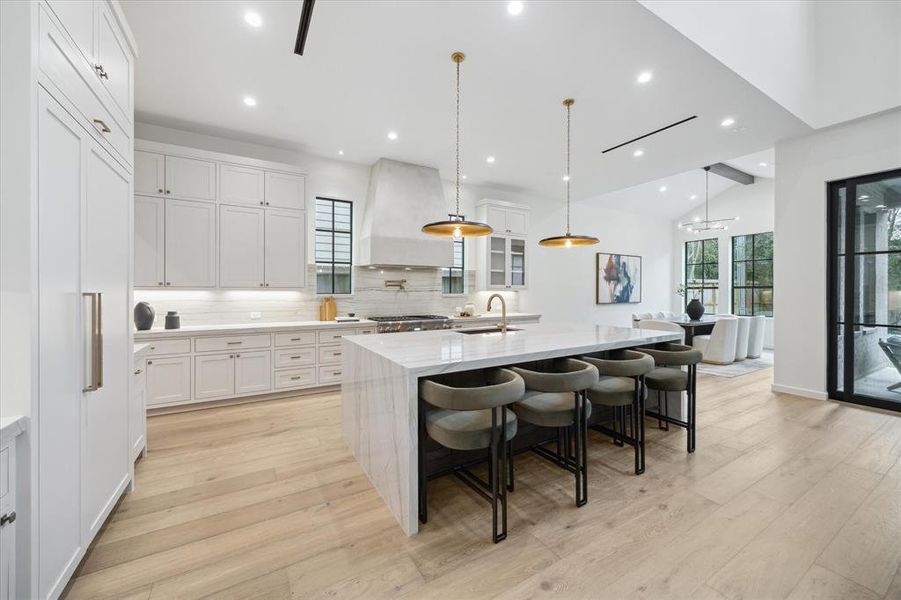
left=636, top=319, right=685, bottom=344
left=747, top=316, right=765, bottom=358
left=734, top=316, right=751, bottom=361
left=692, top=316, right=738, bottom=364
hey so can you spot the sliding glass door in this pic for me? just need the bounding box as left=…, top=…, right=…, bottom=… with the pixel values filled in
left=828, top=169, right=901, bottom=412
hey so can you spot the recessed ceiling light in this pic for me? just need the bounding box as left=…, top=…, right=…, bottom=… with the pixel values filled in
left=562, top=175, right=570, bottom=181
left=721, top=117, right=736, bottom=127
left=486, top=155, right=496, bottom=164
left=759, top=161, right=768, bottom=167
left=690, top=194, right=697, bottom=200
left=659, top=185, right=667, bottom=192
left=243, top=96, right=257, bottom=107
left=387, top=131, right=398, bottom=141
left=461, top=175, right=467, bottom=180
left=633, top=149, right=644, bottom=157
left=507, top=1, right=524, bottom=16
left=338, top=150, right=344, bottom=156
left=693, top=216, right=701, bottom=222
left=636, top=71, right=653, bottom=84
left=244, top=11, right=262, bottom=27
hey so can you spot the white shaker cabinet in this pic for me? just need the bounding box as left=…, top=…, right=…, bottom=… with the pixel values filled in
left=265, top=171, right=305, bottom=210
left=485, top=205, right=528, bottom=236
left=95, top=1, right=133, bottom=120
left=146, top=356, right=192, bottom=406
left=478, top=201, right=530, bottom=290
left=131, top=354, right=147, bottom=461
left=45, top=1, right=94, bottom=64
left=134, top=150, right=165, bottom=196
left=165, top=155, right=216, bottom=201
left=265, top=208, right=306, bottom=288
left=219, top=204, right=265, bottom=288
left=220, top=164, right=265, bottom=207
left=165, top=198, right=217, bottom=287
left=195, top=353, right=235, bottom=400
left=235, top=351, right=272, bottom=395
left=134, top=195, right=165, bottom=287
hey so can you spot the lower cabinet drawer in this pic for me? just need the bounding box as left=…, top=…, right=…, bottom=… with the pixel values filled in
left=195, top=334, right=271, bottom=353
left=318, top=345, right=343, bottom=365
left=274, top=347, right=316, bottom=369
left=274, top=367, right=316, bottom=390
left=317, top=329, right=355, bottom=345
left=274, top=331, right=317, bottom=347
left=145, top=338, right=192, bottom=356
left=318, top=365, right=344, bottom=385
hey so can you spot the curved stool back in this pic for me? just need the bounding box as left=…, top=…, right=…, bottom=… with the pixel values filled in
left=582, top=350, right=655, bottom=474
left=510, top=358, right=598, bottom=507
left=418, top=368, right=523, bottom=543
left=639, top=343, right=702, bottom=453
left=636, top=319, right=685, bottom=344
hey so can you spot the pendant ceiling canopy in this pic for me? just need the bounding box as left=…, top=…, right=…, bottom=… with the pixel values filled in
left=422, top=52, right=493, bottom=239
left=539, top=98, right=599, bottom=248
left=678, top=167, right=739, bottom=233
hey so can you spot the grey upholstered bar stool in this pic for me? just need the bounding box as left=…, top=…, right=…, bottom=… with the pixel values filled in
left=582, top=350, right=655, bottom=475
left=510, top=358, right=599, bottom=507
left=418, top=368, right=524, bottom=543
left=638, top=343, right=703, bottom=453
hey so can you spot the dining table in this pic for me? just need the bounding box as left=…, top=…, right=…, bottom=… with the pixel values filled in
left=664, top=315, right=718, bottom=344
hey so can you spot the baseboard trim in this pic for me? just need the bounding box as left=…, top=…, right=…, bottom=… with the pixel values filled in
left=147, top=385, right=340, bottom=416
left=771, top=383, right=829, bottom=400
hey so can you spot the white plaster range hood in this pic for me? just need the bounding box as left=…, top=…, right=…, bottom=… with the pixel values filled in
left=358, top=158, right=455, bottom=269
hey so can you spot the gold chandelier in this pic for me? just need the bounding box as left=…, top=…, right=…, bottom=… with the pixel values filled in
left=422, top=52, right=493, bottom=239
left=539, top=99, right=598, bottom=247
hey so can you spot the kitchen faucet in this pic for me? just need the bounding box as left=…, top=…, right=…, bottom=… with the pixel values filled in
left=487, top=293, right=507, bottom=333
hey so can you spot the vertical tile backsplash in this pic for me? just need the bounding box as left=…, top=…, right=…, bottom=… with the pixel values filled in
left=134, top=266, right=520, bottom=329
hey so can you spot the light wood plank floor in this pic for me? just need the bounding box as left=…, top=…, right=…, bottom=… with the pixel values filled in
left=63, top=368, right=901, bottom=599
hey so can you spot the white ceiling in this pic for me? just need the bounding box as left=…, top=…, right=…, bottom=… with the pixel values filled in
left=121, top=0, right=809, bottom=204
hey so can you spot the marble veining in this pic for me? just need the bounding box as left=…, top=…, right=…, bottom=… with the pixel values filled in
left=341, top=322, right=681, bottom=535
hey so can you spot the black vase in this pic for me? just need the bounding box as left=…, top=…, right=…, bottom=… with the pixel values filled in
left=165, top=311, right=181, bottom=330
left=686, top=298, right=705, bottom=321
left=134, top=302, right=155, bottom=331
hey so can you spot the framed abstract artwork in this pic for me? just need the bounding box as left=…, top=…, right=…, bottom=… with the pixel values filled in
left=596, top=253, right=642, bottom=304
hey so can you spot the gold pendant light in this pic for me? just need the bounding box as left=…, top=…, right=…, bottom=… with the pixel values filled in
left=422, top=52, right=493, bottom=239
left=539, top=98, right=599, bottom=247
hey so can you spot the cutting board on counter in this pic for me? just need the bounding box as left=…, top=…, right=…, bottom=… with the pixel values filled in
left=319, top=296, right=337, bottom=321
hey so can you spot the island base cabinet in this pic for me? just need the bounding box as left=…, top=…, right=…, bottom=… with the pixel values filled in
left=146, top=356, right=192, bottom=406
left=235, top=351, right=272, bottom=395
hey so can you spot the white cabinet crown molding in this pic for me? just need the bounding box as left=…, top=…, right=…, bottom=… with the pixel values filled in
left=135, top=139, right=307, bottom=179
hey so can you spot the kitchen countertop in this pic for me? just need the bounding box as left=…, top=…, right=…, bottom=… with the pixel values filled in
left=134, top=343, right=150, bottom=355
left=133, top=313, right=541, bottom=339
left=1, top=415, right=27, bottom=445
left=343, top=321, right=678, bottom=377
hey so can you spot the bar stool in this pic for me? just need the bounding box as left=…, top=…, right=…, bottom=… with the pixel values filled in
left=582, top=350, right=655, bottom=475
left=418, top=368, right=524, bottom=543
left=510, top=358, right=598, bottom=507
left=638, top=343, right=702, bottom=453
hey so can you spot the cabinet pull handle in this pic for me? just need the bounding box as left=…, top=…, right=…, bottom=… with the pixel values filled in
left=166, top=282, right=171, bottom=286
left=92, top=118, right=111, bottom=133
left=166, top=190, right=171, bottom=194
left=134, top=368, right=142, bottom=375
left=158, top=281, right=163, bottom=286
left=229, top=354, right=234, bottom=358
left=227, top=341, right=242, bottom=345
left=236, top=354, right=241, bottom=358
left=158, top=188, right=163, bottom=193
left=332, top=352, right=341, bottom=356
left=290, top=355, right=301, bottom=359
left=82, top=292, right=103, bottom=392
left=290, top=338, right=301, bottom=341
left=290, top=376, right=301, bottom=380
left=0, top=511, right=16, bottom=526
left=94, top=64, right=108, bottom=79
left=332, top=371, right=341, bottom=376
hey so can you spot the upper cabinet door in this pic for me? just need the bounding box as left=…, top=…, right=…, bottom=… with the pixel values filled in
left=134, top=151, right=165, bottom=196
left=505, top=209, right=528, bottom=237
left=219, top=204, right=265, bottom=288
left=486, top=207, right=506, bottom=233
left=134, top=195, right=165, bottom=287
left=95, top=1, right=133, bottom=120
left=165, top=199, right=216, bottom=287
left=265, top=172, right=305, bottom=210
left=45, top=0, right=94, bottom=65
left=165, top=156, right=216, bottom=202
left=265, top=208, right=306, bottom=288
left=219, top=164, right=265, bottom=207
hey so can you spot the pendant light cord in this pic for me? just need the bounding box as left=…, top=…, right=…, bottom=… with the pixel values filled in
left=705, top=167, right=709, bottom=221
left=565, top=100, right=571, bottom=235
left=455, top=56, right=461, bottom=216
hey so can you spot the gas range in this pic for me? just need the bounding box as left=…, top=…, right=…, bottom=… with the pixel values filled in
left=367, top=315, right=452, bottom=333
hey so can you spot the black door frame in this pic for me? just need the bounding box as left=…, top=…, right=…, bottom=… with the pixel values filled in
left=827, top=168, right=901, bottom=413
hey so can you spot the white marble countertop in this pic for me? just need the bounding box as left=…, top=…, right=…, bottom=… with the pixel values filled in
left=1, top=415, right=27, bottom=445
left=134, top=343, right=150, bottom=356
left=447, top=312, right=540, bottom=322
left=134, top=319, right=377, bottom=339
left=344, top=321, right=681, bottom=377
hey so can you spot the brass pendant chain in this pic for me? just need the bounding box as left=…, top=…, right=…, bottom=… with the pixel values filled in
left=564, top=99, right=573, bottom=236
left=454, top=53, right=462, bottom=216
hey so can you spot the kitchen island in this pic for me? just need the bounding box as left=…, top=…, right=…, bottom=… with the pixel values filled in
left=341, top=322, right=682, bottom=535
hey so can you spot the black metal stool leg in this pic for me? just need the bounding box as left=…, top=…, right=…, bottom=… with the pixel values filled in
left=497, top=406, right=508, bottom=542
left=418, top=401, right=428, bottom=524
left=688, top=365, right=697, bottom=453
left=507, top=440, right=515, bottom=492
left=638, top=377, right=646, bottom=474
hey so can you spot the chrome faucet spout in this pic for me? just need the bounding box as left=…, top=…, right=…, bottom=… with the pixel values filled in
left=487, top=293, right=508, bottom=333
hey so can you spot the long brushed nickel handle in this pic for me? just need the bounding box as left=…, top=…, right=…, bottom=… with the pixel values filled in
left=83, top=292, right=103, bottom=392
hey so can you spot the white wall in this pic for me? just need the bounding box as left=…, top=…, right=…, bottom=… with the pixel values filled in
left=672, top=178, right=776, bottom=347
left=774, top=108, right=901, bottom=399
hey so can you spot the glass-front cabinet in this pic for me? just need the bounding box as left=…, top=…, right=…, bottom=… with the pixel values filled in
left=828, top=168, right=901, bottom=412
left=478, top=200, right=530, bottom=290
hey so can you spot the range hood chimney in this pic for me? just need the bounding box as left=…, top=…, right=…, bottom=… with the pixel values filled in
left=358, top=158, right=454, bottom=268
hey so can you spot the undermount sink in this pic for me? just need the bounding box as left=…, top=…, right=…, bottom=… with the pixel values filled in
left=455, top=326, right=522, bottom=335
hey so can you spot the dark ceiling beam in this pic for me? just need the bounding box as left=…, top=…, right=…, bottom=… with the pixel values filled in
left=294, top=0, right=315, bottom=56
left=707, top=162, right=755, bottom=185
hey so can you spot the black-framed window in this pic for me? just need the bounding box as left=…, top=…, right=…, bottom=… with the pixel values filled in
left=315, top=197, right=352, bottom=294
left=732, top=232, right=774, bottom=316
left=442, top=239, right=465, bottom=294
left=685, top=238, right=718, bottom=313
